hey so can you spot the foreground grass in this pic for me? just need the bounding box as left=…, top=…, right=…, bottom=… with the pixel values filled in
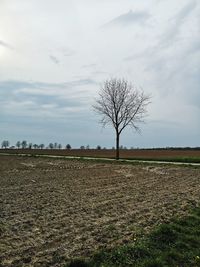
left=66, top=207, right=200, bottom=267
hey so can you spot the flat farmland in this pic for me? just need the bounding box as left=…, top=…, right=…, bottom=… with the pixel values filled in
left=1, top=155, right=200, bottom=267
left=1, top=148, right=200, bottom=162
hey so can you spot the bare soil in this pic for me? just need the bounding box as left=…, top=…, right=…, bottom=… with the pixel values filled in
left=1, top=155, right=200, bottom=267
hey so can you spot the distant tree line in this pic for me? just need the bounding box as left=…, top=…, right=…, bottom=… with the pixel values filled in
left=0, top=140, right=104, bottom=150
left=1, top=140, right=200, bottom=150
left=138, top=147, right=200, bottom=151
left=1, top=140, right=71, bottom=150
left=0, top=141, right=106, bottom=150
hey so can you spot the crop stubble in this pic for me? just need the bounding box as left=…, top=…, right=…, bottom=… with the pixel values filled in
left=1, top=155, right=200, bottom=266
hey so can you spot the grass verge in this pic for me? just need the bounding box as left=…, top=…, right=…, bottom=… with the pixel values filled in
left=124, top=156, right=200, bottom=164
left=65, top=207, right=200, bottom=267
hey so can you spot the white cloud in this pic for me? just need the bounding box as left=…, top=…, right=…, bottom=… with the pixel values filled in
left=49, top=55, right=60, bottom=64
left=0, top=40, right=13, bottom=49
left=102, top=10, right=151, bottom=28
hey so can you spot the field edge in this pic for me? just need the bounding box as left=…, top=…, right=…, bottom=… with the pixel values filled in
left=65, top=205, right=200, bottom=267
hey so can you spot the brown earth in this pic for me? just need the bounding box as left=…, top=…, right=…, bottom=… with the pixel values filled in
left=1, top=148, right=200, bottom=159
left=1, top=155, right=200, bottom=267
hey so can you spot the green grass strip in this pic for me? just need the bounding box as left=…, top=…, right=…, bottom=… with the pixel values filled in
left=123, top=156, right=200, bottom=163
left=65, top=207, right=200, bottom=267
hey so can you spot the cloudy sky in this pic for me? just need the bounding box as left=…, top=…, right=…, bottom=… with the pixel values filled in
left=0, top=0, right=199, bottom=148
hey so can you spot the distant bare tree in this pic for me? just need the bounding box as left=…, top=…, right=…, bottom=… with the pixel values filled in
left=28, top=143, right=33, bottom=149
left=1, top=140, right=9, bottom=148
left=33, top=144, right=38, bottom=149
left=54, top=142, right=58, bottom=149
left=39, top=144, right=45, bottom=149
left=58, top=144, right=62, bottom=149
left=49, top=143, right=54, bottom=149
left=16, top=141, right=21, bottom=149
left=21, top=140, right=27, bottom=149
left=93, top=78, right=151, bottom=159
left=66, top=144, right=71, bottom=150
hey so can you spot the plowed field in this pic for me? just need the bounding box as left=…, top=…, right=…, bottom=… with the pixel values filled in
left=1, top=148, right=200, bottom=160
left=1, top=155, right=200, bottom=267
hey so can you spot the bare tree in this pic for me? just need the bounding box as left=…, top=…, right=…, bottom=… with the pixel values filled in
left=66, top=144, right=71, bottom=150
left=39, top=144, right=45, bottom=149
left=28, top=143, right=33, bottom=149
left=1, top=140, right=9, bottom=149
left=16, top=141, right=21, bottom=149
left=58, top=144, right=62, bottom=149
left=21, top=140, right=27, bottom=149
left=49, top=143, right=54, bottom=149
left=54, top=142, right=58, bottom=149
left=93, top=78, right=151, bottom=159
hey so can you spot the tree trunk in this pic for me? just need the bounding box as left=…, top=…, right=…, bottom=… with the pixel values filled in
left=116, top=132, right=119, bottom=160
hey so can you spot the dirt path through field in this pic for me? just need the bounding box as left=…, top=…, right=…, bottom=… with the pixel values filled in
left=1, top=152, right=200, bottom=166
left=1, top=156, right=200, bottom=267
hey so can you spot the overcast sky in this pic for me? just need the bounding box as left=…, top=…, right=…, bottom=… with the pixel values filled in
left=0, top=0, right=199, bottom=148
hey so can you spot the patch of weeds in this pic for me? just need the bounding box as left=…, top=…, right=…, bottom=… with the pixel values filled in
left=140, top=257, right=166, bottom=267
left=128, top=224, right=144, bottom=237
left=174, top=240, right=191, bottom=250
left=148, top=224, right=179, bottom=249
left=65, top=206, right=200, bottom=267
left=66, top=258, right=89, bottom=267
left=194, top=255, right=200, bottom=266
left=176, top=214, right=199, bottom=227
left=68, top=244, right=150, bottom=267
left=160, top=249, right=186, bottom=266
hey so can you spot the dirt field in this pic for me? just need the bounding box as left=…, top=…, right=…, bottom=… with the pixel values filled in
left=1, top=155, right=200, bottom=267
left=1, top=148, right=200, bottom=160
